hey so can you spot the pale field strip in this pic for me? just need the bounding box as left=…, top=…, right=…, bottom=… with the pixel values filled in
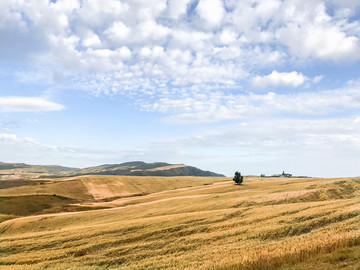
left=50, top=175, right=92, bottom=181
left=74, top=180, right=231, bottom=208
left=35, top=175, right=93, bottom=182
left=0, top=173, right=38, bottom=180
left=146, top=164, right=187, bottom=171
left=79, top=175, right=228, bottom=201
left=85, top=181, right=127, bottom=200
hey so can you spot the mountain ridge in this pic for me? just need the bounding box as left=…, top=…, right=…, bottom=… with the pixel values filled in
left=0, top=161, right=225, bottom=179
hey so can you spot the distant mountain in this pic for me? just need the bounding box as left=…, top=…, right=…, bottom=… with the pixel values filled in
left=0, top=162, right=79, bottom=180
left=0, top=162, right=31, bottom=170
left=0, top=161, right=225, bottom=179
left=61, top=161, right=225, bottom=177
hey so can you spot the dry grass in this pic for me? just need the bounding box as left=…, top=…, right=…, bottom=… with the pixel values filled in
left=0, top=175, right=227, bottom=217
left=0, top=176, right=359, bottom=269
left=279, top=245, right=360, bottom=270
left=0, top=179, right=93, bottom=201
left=80, top=175, right=228, bottom=200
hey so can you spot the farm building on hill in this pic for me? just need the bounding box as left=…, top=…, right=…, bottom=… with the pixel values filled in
left=271, top=171, right=292, bottom=177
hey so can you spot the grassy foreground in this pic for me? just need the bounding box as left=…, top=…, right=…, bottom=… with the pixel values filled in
left=0, top=176, right=359, bottom=269
left=0, top=175, right=227, bottom=220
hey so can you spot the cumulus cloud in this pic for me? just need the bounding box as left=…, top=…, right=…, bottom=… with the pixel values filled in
left=252, top=71, right=307, bottom=88
left=0, top=97, right=65, bottom=112
left=274, top=1, right=360, bottom=61
left=104, top=21, right=131, bottom=44
left=1, top=0, right=358, bottom=125
left=277, top=24, right=360, bottom=61
left=167, top=0, right=192, bottom=20
left=1, top=0, right=359, bottom=97
left=196, top=0, right=225, bottom=28
left=81, top=31, right=102, bottom=48
left=1, top=0, right=360, bottom=122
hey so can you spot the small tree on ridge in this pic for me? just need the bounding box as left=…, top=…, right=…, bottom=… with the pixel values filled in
left=233, top=171, right=243, bottom=185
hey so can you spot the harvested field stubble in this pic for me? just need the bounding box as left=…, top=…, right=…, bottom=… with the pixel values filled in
left=0, top=176, right=359, bottom=269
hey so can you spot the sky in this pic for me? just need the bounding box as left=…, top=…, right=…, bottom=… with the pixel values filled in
left=1, top=0, right=360, bottom=177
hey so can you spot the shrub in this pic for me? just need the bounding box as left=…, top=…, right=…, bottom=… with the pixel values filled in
left=233, top=171, right=243, bottom=185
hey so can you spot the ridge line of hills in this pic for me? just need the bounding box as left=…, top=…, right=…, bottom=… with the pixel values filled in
left=0, top=161, right=225, bottom=180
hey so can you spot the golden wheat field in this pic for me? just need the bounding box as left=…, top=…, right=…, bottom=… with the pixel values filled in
left=0, top=175, right=359, bottom=269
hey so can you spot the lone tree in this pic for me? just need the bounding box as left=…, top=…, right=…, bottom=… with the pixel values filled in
left=233, top=171, right=243, bottom=185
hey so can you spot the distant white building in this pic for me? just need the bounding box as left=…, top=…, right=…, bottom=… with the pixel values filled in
left=271, top=171, right=292, bottom=177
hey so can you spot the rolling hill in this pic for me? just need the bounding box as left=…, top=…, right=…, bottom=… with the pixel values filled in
left=0, top=175, right=359, bottom=269
left=0, top=161, right=224, bottom=180
left=0, top=175, right=228, bottom=220
left=0, top=161, right=358, bottom=269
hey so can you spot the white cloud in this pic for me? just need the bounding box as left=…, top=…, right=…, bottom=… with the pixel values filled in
left=256, top=0, right=281, bottom=23
left=196, top=0, right=225, bottom=28
left=331, top=0, right=360, bottom=8
left=3, top=0, right=358, bottom=97
left=0, top=132, right=158, bottom=169
left=78, top=0, right=127, bottom=28
left=217, top=29, right=237, bottom=45
left=0, top=133, right=17, bottom=141
left=252, top=71, right=307, bottom=88
left=274, top=1, right=360, bottom=61
left=0, top=97, right=65, bottom=112
left=167, top=0, right=192, bottom=20
left=277, top=24, right=360, bottom=61
left=81, top=31, right=102, bottom=48
left=139, top=114, right=360, bottom=177
left=104, top=21, right=131, bottom=44
left=139, top=80, right=360, bottom=124
left=313, top=75, right=324, bottom=84
left=173, top=117, right=360, bottom=151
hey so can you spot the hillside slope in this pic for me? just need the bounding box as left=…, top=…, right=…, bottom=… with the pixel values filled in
left=0, top=176, right=359, bottom=269
left=0, top=175, right=227, bottom=220
left=0, top=162, right=77, bottom=180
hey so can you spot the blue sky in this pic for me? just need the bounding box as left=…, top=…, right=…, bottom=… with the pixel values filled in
left=1, top=0, right=360, bottom=177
